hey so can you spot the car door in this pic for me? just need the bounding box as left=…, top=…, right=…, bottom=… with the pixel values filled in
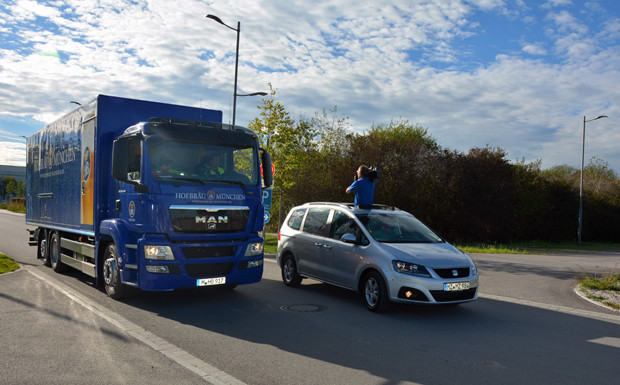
left=321, top=210, right=366, bottom=289
left=295, top=207, right=332, bottom=278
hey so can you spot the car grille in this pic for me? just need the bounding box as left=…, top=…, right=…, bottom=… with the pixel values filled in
left=170, top=206, right=249, bottom=233
left=430, top=288, right=477, bottom=302
left=433, top=267, right=470, bottom=279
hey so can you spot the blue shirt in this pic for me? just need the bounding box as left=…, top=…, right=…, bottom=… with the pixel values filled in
left=348, top=177, right=375, bottom=207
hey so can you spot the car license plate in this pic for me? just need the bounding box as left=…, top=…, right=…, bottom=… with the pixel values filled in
left=444, top=282, right=469, bottom=291
left=196, top=277, right=226, bottom=286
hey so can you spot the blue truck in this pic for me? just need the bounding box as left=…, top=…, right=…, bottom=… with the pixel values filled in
left=26, top=94, right=272, bottom=299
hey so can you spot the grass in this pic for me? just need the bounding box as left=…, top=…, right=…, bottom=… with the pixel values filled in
left=579, top=270, right=620, bottom=310
left=0, top=254, right=20, bottom=274
left=580, top=271, right=620, bottom=291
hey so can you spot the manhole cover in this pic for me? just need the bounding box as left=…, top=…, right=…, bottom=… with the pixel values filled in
left=280, top=304, right=327, bottom=313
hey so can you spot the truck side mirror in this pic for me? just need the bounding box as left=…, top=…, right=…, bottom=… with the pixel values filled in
left=260, top=148, right=273, bottom=188
left=112, top=136, right=149, bottom=193
left=112, top=138, right=129, bottom=180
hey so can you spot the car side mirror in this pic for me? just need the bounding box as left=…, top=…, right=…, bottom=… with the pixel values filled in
left=341, top=233, right=357, bottom=244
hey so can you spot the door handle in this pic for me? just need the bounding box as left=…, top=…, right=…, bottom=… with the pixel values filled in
left=323, top=244, right=332, bottom=250
left=314, top=242, right=322, bottom=247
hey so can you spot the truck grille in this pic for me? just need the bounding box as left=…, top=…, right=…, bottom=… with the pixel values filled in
left=170, top=206, right=249, bottom=233
left=185, top=262, right=234, bottom=277
left=182, top=246, right=236, bottom=259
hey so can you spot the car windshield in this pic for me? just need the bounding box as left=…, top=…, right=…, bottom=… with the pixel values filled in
left=356, top=213, right=443, bottom=243
left=149, top=141, right=257, bottom=186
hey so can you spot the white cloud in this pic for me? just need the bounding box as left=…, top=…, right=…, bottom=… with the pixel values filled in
left=0, top=0, right=618, bottom=172
left=0, top=141, right=26, bottom=166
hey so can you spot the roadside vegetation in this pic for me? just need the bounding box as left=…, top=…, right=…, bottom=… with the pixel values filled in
left=251, top=84, right=620, bottom=245
left=1, top=176, right=26, bottom=213
left=0, top=254, right=19, bottom=274
left=579, top=270, right=620, bottom=311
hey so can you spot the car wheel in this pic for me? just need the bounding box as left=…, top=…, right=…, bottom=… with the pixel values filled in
left=363, top=271, right=390, bottom=312
left=102, top=243, right=131, bottom=300
left=281, top=255, right=303, bottom=287
left=49, top=232, right=64, bottom=273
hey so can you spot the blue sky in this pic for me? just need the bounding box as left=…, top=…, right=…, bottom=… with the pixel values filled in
left=1, top=0, right=619, bottom=173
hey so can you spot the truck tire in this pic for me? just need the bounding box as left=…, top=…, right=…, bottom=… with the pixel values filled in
left=37, top=231, right=50, bottom=267
left=103, top=243, right=131, bottom=300
left=49, top=232, right=65, bottom=273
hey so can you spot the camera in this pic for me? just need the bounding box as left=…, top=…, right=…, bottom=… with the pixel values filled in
left=354, top=166, right=380, bottom=182
left=367, top=166, right=380, bottom=182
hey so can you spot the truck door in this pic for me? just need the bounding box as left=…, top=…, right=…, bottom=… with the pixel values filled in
left=81, top=117, right=95, bottom=226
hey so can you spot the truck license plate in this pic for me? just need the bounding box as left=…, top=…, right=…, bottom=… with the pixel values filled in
left=444, top=282, right=469, bottom=291
left=196, top=277, right=226, bottom=287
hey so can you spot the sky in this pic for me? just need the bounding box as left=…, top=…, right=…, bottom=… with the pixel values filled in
left=1, top=0, right=619, bottom=173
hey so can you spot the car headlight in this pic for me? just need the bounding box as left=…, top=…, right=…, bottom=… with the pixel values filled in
left=392, top=260, right=432, bottom=278
left=244, top=242, right=264, bottom=257
left=144, top=245, right=175, bottom=260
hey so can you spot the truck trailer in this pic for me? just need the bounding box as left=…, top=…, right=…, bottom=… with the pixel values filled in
left=26, top=94, right=273, bottom=299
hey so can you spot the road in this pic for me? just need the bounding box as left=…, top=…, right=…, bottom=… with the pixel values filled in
left=1, top=210, right=619, bottom=385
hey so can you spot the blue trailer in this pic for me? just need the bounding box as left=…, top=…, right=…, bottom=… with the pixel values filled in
left=26, top=95, right=272, bottom=299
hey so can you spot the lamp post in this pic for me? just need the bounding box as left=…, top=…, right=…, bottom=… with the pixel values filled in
left=207, top=14, right=266, bottom=126
left=206, top=14, right=241, bottom=126
left=578, top=114, right=607, bottom=246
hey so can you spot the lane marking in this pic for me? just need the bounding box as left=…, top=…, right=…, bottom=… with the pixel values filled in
left=25, top=267, right=246, bottom=385
left=478, top=293, right=620, bottom=324
left=588, top=337, right=620, bottom=349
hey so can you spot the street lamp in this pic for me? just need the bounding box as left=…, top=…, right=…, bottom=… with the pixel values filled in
left=206, top=14, right=266, bottom=126
left=206, top=14, right=241, bottom=126
left=578, top=114, right=608, bottom=246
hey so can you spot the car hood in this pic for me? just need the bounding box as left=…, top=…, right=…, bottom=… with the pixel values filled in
left=377, top=242, right=472, bottom=268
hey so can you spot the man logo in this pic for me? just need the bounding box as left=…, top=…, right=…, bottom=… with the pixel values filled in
left=195, top=216, right=206, bottom=224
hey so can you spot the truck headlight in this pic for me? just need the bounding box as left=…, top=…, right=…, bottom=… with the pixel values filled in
left=144, top=245, right=175, bottom=260
left=392, top=260, right=432, bottom=278
left=244, top=242, right=264, bottom=257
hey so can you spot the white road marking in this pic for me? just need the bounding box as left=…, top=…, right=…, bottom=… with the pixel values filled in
left=26, top=267, right=246, bottom=385
left=478, top=293, right=620, bottom=324
left=588, top=337, right=620, bottom=349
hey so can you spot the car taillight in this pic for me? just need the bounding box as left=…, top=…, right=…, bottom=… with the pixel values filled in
left=278, top=232, right=281, bottom=241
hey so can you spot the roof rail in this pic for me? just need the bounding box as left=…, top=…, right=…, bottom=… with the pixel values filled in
left=304, top=202, right=353, bottom=208
left=303, top=202, right=399, bottom=211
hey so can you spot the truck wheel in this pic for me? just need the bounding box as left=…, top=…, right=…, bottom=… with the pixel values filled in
left=103, top=243, right=131, bottom=300
left=49, top=232, right=64, bottom=273
left=38, top=232, right=50, bottom=267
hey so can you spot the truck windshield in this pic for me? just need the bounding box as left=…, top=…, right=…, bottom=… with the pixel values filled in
left=149, top=141, right=258, bottom=186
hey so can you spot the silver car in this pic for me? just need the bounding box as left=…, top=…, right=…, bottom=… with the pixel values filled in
left=276, top=202, right=479, bottom=312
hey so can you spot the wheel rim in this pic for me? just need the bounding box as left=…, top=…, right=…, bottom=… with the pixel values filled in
left=39, top=239, right=47, bottom=258
left=50, top=237, right=59, bottom=265
left=365, top=277, right=379, bottom=307
left=103, top=257, right=117, bottom=286
left=283, top=259, right=294, bottom=283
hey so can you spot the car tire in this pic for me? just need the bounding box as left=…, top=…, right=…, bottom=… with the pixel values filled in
left=49, top=232, right=65, bottom=273
left=281, top=255, right=303, bottom=287
left=363, top=271, right=390, bottom=312
left=102, top=243, right=131, bottom=300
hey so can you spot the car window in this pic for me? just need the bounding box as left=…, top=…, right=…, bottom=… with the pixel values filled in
left=357, top=213, right=443, bottom=243
left=303, top=208, right=331, bottom=237
left=287, top=208, right=306, bottom=230
left=331, top=210, right=357, bottom=240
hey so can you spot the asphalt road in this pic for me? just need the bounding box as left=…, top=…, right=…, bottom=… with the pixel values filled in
left=1, top=210, right=619, bottom=385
